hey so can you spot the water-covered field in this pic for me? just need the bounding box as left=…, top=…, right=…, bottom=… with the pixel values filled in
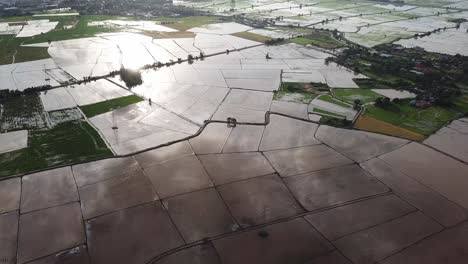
left=0, top=0, right=467, bottom=174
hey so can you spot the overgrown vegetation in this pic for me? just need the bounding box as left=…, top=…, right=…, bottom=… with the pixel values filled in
left=80, top=95, right=143, bottom=117
left=0, top=120, right=112, bottom=178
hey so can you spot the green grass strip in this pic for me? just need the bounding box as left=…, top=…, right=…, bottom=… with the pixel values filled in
left=317, top=95, right=351, bottom=108
left=80, top=95, right=143, bottom=118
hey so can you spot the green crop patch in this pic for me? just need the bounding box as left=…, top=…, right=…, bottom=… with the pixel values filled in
left=365, top=100, right=460, bottom=135
left=0, top=120, right=112, bottom=178
left=80, top=95, right=143, bottom=118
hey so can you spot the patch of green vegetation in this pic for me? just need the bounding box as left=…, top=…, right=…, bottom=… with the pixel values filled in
left=365, top=99, right=460, bottom=135
left=14, top=47, right=51, bottom=63
left=154, top=16, right=226, bottom=31
left=354, top=79, right=394, bottom=90
left=275, top=26, right=312, bottom=34
left=288, top=31, right=345, bottom=49
left=232, top=31, right=272, bottom=43
left=320, top=115, right=352, bottom=128
left=333, top=88, right=382, bottom=104
left=317, top=94, right=351, bottom=108
left=0, top=35, right=50, bottom=64
left=451, top=95, right=468, bottom=113
left=80, top=95, right=143, bottom=118
left=0, top=120, right=113, bottom=178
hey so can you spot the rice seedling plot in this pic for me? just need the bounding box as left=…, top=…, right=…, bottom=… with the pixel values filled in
left=364, top=99, right=460, bottom=136
left=0, top=120, right=112, bottom=178
left=316, top=94, right=351, bottom=108
left=288, top=31, right=345, bottom=49
left=232, top=31, right=273, bottom=43
left=0, top=94, right=47, bottom=132
left=333, top=88, right=381, bottom=104
left=274, top=82, right=320, bottom=103
left=154, top=16, right=226, bottom=31
left=80, top=95, right=143, bottom=118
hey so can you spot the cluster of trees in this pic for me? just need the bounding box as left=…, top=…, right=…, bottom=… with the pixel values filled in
left=265, top=38, right=285, bottom=45
left=329, top=44, right=467, bottom=107
left=119, top=67, right=143, bottom=88
left=0, top=85, right=52, bottom=100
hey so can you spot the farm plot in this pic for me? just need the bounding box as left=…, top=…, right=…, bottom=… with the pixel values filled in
left=354, top=115, right=426, bottom=141
left=0, top=58, right=59, bottom=91
left=0, top=94, right=47, bottom=131
left=333, top=88, right=381, bottom=104
left=309, top=97, right=357, bottom=120
left=89, top=101, right=199, bottom=155
left=0, top=120, right=112, bottom=178
left=364, top=100, right=459, bottom=136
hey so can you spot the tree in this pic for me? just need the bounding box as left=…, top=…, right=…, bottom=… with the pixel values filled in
left=353, top=99, right=362, bottom=110
left=119, top=67, right=143, bottom=88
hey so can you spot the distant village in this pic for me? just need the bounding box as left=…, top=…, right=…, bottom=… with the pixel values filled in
left=0, top=0, right=197, bottom=18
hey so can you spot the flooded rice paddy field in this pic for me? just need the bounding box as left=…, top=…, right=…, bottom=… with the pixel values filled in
left=1, top=4, right=468, bottom=263
left=0, top=0, right=467, bottom=172
left=176, top=0, right=468, bottom=50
